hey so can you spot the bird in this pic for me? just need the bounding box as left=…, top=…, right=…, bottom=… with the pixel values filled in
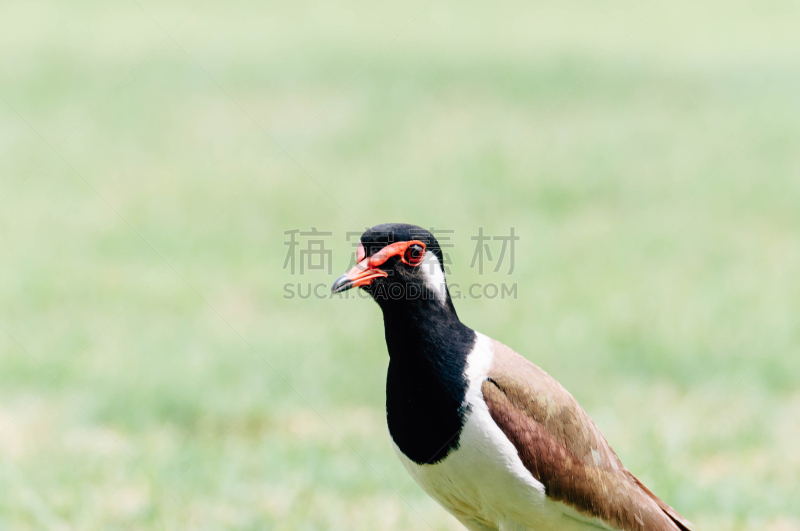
left=331, top=223, right=692, bottom=531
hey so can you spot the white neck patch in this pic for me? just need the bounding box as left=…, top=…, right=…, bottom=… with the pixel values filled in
left=418, top=251, right=447, bottom=303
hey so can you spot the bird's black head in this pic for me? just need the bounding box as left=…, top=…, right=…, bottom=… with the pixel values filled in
left=331, top=223, right=454, bottom=311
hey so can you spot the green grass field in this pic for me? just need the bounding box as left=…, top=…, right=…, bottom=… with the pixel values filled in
left=2, top=0, right=799, bottom=529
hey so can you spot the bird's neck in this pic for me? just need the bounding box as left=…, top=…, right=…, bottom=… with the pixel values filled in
left=380, top=298, right=477, bottom=464
left=380, top=299, right=473, bottom=367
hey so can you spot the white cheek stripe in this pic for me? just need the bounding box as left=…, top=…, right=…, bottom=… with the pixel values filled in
left=419, top=252, right=447, bottom=303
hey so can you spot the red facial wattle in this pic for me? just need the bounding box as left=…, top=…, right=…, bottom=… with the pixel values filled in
left=331, top=240, right=427, bottom=293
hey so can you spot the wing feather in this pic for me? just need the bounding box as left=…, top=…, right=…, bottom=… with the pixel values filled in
left=482, top=340, right=692, bottom=531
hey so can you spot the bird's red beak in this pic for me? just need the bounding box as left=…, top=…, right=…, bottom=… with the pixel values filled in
left=331, top=240, right=426, bottom=293
left=330, top=259, right=388, bottom=293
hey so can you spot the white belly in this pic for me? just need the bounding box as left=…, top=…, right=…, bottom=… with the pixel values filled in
left=392, top=333, right=615, bottom=531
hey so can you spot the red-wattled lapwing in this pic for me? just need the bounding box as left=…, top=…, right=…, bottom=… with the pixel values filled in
left=331, top=223, right=692, bottom=531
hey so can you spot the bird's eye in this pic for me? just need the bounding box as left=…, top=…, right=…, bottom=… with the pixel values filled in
left=404, top=244, right=425, bottom=266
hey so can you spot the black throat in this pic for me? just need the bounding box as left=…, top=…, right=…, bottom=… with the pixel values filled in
left=380, top=295, right=476, bottom=465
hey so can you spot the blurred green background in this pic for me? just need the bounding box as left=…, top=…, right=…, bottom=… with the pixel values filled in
left=1, top=0, right=799, bottom=529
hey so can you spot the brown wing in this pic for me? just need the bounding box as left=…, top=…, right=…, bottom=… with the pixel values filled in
left=481, top=340, right=692, bottom=531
